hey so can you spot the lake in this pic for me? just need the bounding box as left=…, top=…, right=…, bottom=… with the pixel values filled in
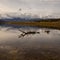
left=0, top=25, right=60, bottom=60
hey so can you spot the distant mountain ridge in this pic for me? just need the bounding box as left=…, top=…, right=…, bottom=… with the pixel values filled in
left=0, top=12, right=60, bottom=22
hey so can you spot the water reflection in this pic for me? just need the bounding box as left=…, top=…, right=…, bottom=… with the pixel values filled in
left=0, top=25, right=60, bottom=60
left=18, top=29, right=40, bottom=38
left=44, top=30, right=50, bottom=34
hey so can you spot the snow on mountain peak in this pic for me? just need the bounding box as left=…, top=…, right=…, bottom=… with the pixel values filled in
left=0, top=12, right=60, bottom=20
left=0, top=12, right=40, bottom=19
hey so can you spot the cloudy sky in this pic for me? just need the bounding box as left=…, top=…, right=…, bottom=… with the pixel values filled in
left=0, top=0, right=60, bottom=16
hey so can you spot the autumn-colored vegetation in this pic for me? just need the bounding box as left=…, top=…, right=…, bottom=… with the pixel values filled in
left=7, top=20, right=60, bottom=29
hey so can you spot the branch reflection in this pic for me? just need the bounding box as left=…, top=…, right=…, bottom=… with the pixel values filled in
left=18, top=29, right=40, bottom=38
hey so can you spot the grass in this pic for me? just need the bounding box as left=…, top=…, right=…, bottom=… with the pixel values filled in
left=0, top=19, right=60, bottom=29
left=7, top=20, right=60, bottom=29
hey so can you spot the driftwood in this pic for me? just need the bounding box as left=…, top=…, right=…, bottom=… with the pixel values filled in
left=18, top=29, right=40, bottom=38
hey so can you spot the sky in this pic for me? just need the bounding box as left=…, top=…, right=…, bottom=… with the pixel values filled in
left=0, top=0, right=60, bottom=17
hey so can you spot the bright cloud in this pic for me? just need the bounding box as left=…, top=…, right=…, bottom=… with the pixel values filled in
left=0, top=0, right=60, bottom=16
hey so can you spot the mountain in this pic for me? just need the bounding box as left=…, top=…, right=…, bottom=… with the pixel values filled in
left=0, top=12, right=60, bottom=22
left=0, top=12, right=41, bottom=22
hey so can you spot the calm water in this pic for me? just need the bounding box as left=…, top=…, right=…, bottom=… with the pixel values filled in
left=0, top=25, right=60, bottom=60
